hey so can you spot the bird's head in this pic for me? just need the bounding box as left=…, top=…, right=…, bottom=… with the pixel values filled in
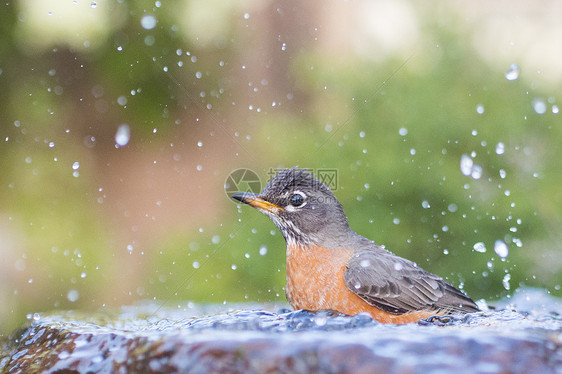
left=232, top=167, right=350, bottom=247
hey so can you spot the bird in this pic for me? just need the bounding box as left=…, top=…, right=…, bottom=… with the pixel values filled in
left=232, top=167, right=479, bottom=324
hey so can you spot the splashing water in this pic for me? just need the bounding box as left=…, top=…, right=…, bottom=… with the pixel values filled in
left=532, top=98, right=547, bottom=114
left=67, top=289, right=80, bottom=302
left=141, top=15, right=158, bottom=30
left=5, top=292, right=562, bottom=374
left=460, top=154, right=483, bottom=180
left=494, top=240, right=509, bottom=258
left=505, top=64, right=520, bottom=81
left=471, top=165, right=482, bottom=180
left=502, top=274, right=511, bottom=290
left=473, top=242, right=486, bottom=253
left=115, top=124, right=131, bottom=146
left=460, top=155, right=473, bottom=176
left=495, top=142, right=505, bottom=155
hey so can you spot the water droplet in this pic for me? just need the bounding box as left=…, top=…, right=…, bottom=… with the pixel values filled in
left=314, top=312, right=328, bottom=326
left=443, top=249, right=449, bottom=255
left=211, top=235, right=220, bottom=244
left=505, top=64, right=520, bottom=81
left=442, top=226, right=449, bottom=232
left=259, top=246, right=268, bottom=256
left=473, top=242, right=486, bottom=253
left=460, top=154, right=473, bottom=176
left=72, top=161, right=80, bottom=170
left=243, top=13, right=250, bottom=19
left=494, top=240, right=509, bottom=258
left=359, top=131, right=366, bottom=138
left=447, top=204, right=458, bottom=212
left=231, top=264, right=237, bottom=270
left=141, top=15, right=157, bottom=30
left=495, top=142, right=505, bottom=155
left=80, top=272, right=87, bottom=278
left=499, top=169, right=507, bottom=179
left=195, top=71, right=202, bottom=79
left=421, top=200, right=430, bottom=209
left=409, top=148, right=416, bottom=155
left=117, top=96, right=127, bottom=106
left=552, top=105, right=559, bottom=114
left=354, top=282, right=361, bottom=289
left=197, top=141, right=203, bottom=147
left=360, top=259, right=370, bottom=268
left=532, top=98, right=546, bottom=114
left=399, top=127, right=408, bottom=136
left=394, top=262, right=403, bottom=271
left=192, top=261, right=200, bottom=269
left=115, top=124, right=131, bottom=146
left=90, top=1, right=97, bottom=8
left=67, top=289, right=80, bottom=302
left=471, top=165, right=482, bottom=180
left=502, top=274, right=511, bottom=290
left=144, top=36, right=155, bottom=46
left=476, top=104, right=485, bottom=114
left=393, top=218, right=400, bottom=224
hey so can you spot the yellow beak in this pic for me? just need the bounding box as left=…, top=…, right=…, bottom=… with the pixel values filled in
left=231, top=193, right=283, bottom=214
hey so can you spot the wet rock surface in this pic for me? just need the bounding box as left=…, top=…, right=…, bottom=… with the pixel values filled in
left=1, top=289, right=562, bottom=374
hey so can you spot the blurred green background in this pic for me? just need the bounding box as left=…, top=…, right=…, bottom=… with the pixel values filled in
left=1, top=0, right=561, bottom=336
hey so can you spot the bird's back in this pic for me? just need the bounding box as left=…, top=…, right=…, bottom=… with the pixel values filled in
left=343, top=235, right=479, bottom=315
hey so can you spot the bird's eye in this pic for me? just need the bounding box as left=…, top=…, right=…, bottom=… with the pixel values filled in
left=289, top=192, right=306, bottom=207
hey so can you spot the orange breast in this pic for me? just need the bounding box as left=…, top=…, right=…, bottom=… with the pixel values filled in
left=285, top=244, right=439, bottom=324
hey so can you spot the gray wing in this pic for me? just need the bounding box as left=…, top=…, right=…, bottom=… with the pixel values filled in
left=344, top=248, right=479, bottom=315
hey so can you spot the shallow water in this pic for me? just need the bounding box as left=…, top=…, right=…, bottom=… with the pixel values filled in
left=1, top=288, right=561, bottom=373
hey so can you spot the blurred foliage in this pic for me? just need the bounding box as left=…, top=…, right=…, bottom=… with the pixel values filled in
left=1, top=1, right=561, bottom=338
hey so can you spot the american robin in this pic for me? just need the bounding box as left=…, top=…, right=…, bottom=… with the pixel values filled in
left=232, top=167, right=479, bottom=324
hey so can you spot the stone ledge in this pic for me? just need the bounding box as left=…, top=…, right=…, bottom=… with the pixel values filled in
left=2, top=306, right=561, bottom=374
